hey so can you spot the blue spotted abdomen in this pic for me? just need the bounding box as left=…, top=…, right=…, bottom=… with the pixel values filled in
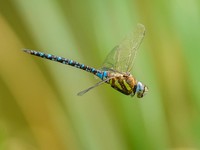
left=23, top=49, right=108, bottom=80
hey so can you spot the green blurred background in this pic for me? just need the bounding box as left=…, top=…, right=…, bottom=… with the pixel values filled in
left=0, top=0, right=200, bottom=150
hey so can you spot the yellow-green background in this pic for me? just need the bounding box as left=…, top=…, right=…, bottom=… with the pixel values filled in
left=0, top=0, right=200, bottom=150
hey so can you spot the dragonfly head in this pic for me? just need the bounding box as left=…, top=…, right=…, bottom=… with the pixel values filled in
left=135, top=81, right=148, bottom=98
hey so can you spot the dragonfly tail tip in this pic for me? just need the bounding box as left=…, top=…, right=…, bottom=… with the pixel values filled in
left=22, top=48, right=31, bottom=54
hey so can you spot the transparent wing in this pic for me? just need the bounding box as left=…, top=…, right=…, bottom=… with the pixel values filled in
left=77, top=77, right=113, bottom=96
left=100, top=23, right=145, bottom=73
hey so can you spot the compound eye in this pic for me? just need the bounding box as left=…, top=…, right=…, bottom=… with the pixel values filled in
left=137, top=82, right=143, bottom=92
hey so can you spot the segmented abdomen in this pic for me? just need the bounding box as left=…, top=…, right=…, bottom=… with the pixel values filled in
left=23, top=49, right=108, bottom=79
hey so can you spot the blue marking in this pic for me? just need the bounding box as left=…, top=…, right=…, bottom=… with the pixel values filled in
left=136, top=82, right=143, bottom=92
left=57, top=57, right=62, bottom=61
left=81, top=64, right=84, bottom=68
left=39, top=52, right=44, bottom=57
left=103, top=71, right=107, bottom=78
left=47, top=54, right=52, bottom=59
left=69, top=60, right=73, bottom=64
left=97, top=72, right=103, bottom=79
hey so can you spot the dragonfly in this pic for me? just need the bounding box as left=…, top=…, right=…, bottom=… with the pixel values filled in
left=23, top=24, right=148, bottom=98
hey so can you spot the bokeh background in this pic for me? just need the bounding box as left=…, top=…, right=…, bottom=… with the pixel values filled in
left=0, top=0, right=200, bottom=150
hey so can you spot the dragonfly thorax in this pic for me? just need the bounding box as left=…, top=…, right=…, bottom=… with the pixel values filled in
left=107, top=72, right=148, bottom=98
left=108, top=73, right=137, bottom=96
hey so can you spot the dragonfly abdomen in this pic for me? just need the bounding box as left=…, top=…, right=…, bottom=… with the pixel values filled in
left=23, top=49, right=108, bottom=80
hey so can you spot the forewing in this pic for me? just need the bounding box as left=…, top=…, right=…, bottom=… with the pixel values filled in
left=101, top=24, right=145, bottom=73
